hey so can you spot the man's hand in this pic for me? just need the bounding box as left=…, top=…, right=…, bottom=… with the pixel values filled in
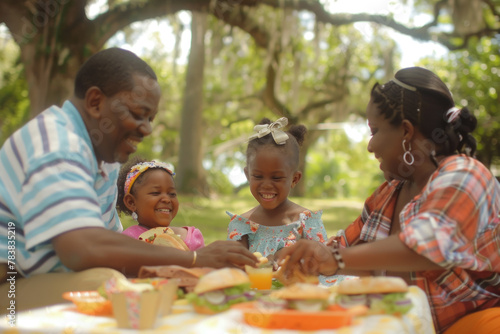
left=196, top=240, right=258, bottom=269
left=275, top=239, right=338, bottom=277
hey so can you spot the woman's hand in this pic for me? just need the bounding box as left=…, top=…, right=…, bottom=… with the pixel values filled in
left=196, top=240, right=258, bottom=269
left=325, top=236, right=339, bottom=246
left=276, top=239, right=338, bottom=277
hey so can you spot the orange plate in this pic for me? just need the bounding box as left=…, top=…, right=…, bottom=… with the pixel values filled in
left=232, top=302, right=352, bottom=330
left=62, top=291, right=113, bottom=316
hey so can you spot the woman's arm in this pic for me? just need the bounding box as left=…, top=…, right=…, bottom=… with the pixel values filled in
left=277, top=236, right=442, bottom=277
left=341, top=235, right=442, bottom=272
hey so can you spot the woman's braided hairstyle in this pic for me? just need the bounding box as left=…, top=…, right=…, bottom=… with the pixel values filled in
left=370, top=67, right=477, bottom=163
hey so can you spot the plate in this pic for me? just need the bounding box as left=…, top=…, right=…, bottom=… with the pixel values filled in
left=62, top=291, right=113, bottom=316
left=231, top=302, right=353, bottom=330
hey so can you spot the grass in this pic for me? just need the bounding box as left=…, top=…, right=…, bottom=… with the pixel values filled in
left=120, top=193, right=363, bottom=244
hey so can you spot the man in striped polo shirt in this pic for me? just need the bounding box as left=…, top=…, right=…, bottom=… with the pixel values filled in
left=0, top=48, right=257, bottom=312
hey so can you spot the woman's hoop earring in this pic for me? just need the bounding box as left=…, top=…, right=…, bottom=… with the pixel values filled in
left=132, top=211, right=138, bottom=221
left=402, top=139, right=415, bottom=166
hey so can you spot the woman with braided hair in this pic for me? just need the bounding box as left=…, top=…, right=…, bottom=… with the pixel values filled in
left=277, top=67, right=500, bottom=333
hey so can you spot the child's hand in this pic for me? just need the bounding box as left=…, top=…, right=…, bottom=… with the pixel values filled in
left=271, top=249, right=286, bottom=271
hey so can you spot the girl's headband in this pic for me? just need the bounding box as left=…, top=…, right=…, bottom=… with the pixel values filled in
left=391, top=78, right=416, bottom=92
left=124, top=161, right=175, bottom=195
left=248, top=117, right=289, bottom=145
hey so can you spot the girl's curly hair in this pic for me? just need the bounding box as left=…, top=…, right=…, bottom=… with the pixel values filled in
left=116, top=156, right=147, bottom=215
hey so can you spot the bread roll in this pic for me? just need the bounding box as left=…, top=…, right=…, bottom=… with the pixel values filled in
left=337, top=276, right=408, bottom=295
left=270, top=283, right=330, bottom=300
left=194, top=268, right=250, bottom=294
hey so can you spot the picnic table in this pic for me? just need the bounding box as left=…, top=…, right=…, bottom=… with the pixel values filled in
left=0, top=285, right=435, bottom=333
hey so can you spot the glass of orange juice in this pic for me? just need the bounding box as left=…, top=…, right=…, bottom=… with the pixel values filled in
left=245, top=265, right=273, bottom=290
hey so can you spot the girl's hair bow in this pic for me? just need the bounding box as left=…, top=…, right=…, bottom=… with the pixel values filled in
left=248, top=117, right=289, bottom=145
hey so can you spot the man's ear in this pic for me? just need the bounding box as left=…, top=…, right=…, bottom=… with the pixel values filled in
left=291, top=171, right=302, bottom=188
left=123, top=193, right=137, bottom=212
left=84, top=86, right=105, bottom=119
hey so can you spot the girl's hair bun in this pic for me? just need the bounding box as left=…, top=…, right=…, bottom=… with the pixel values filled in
left=289, top=124, right=307, bottom=146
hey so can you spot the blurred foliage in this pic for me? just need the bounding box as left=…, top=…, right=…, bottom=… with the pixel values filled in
left=420, top=36, right=500, bottom=170
left=117, top=11, right=388, bottom=197
left=306, top=126, right=383, bottom=200
left=448, top=37, right=500, bottom=169
left=0, top=37, right=30, bottom=143
left=1, top=1, right=499, bottom=200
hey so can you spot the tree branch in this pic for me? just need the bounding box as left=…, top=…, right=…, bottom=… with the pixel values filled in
left=90, top=0, right=258, bottom=48
left=259, top=0, right=500, bottom=50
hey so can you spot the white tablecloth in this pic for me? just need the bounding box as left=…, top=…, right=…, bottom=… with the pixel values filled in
left=1, top=286, right=435, bottom=333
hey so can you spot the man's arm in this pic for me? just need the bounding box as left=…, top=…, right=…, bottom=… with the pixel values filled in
left=53, top=227, right=258, bottom=276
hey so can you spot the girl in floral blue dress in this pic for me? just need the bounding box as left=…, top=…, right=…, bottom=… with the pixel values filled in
left=226, top=117, right=344, bottom=285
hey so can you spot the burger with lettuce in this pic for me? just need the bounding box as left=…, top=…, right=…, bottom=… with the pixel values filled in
left=264, top=282, right=331, bottom=312
left=187, top=268, right=258, bottom=314
left=335, top=276, right=413, bottom=315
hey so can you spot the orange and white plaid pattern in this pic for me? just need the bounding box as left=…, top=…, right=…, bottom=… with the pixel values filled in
left=339, top=155, right=500, bottom=333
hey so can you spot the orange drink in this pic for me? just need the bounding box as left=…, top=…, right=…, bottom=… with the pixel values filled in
left=245, top=265, right=273, bottom=290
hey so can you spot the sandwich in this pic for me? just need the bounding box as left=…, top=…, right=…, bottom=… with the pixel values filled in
left=138, top=265, right=214, bottom=293
left=138, top=227, right=189, bottom=250
left=335, top=276, right=413, bottom=315
left=252, top=252, right=270, bottom=266
left=186, top=268, right=258, bottom=314
left=265, top=282, right=330, bottom=312
left=244, top=251, right=272, bottom=273
left=273, top=255, right=319, bottom=286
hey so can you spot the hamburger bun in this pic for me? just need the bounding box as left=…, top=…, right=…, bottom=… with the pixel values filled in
left=337, top=276, right=408, bottom=295
left=270, top=283, right=330, bottom=300
left=194, top=268, right=250, bottom=295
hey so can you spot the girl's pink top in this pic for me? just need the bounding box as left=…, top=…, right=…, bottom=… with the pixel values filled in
left=122, top=225, right=205, bottom=251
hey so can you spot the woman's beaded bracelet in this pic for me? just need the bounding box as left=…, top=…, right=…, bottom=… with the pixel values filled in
left=331, top=241, right=345, bottom=270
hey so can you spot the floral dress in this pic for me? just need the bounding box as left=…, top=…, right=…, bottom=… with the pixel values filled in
left=226, top=210, right=326, bottom=255
left=226, top=210, right=347, bottom=286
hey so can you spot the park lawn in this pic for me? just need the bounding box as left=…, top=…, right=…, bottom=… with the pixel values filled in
left=120, top=193, right=363, bottom=245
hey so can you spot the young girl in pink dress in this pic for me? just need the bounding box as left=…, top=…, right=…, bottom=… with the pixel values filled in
left=117, top=157, right=204, bottom=251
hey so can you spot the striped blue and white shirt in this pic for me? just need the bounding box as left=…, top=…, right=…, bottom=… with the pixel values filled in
left=0, top=101, right=122, bottom=277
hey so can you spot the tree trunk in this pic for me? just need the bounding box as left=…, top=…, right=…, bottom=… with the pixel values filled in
left=176, top=12, right=209, bottom=195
